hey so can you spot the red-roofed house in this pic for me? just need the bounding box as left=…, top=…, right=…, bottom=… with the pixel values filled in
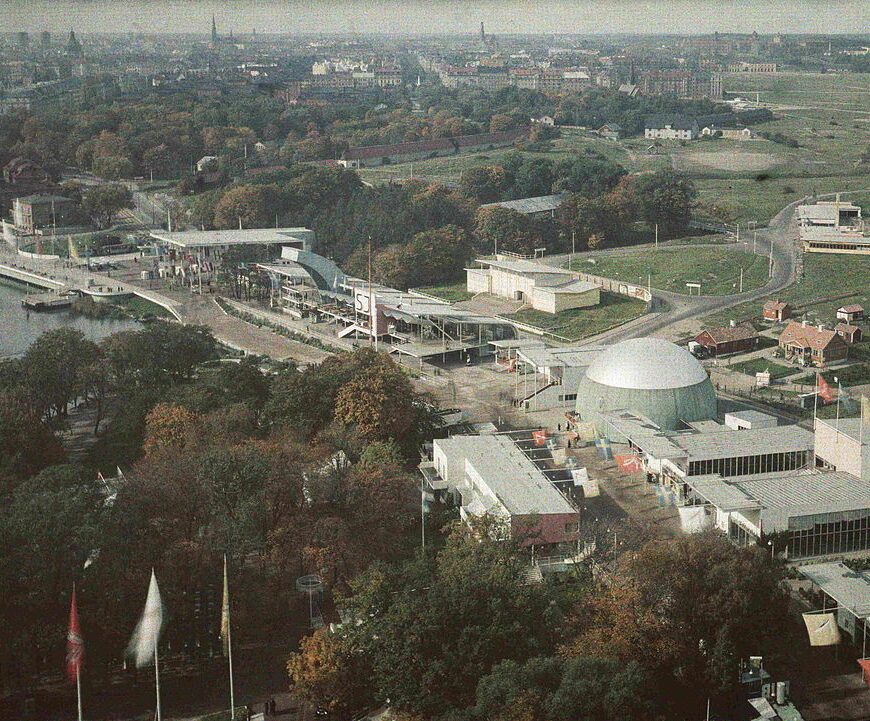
left=835, top=323, right=863, bottom=344
left=778, top=321, right=848, bottom=366
left=694, top=323, right=759, bottom=356
left=763, top=299, right=793, bottom=322
left=836, top=305, right=864, bottom=323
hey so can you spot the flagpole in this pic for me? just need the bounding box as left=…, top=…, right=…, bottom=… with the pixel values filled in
left=76, top=655, right=83, bottom=721
left=225, top=555, right=235, bottom=721
left=154, top=625, right=161, bottom=721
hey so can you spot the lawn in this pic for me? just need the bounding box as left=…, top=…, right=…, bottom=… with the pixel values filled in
left=723, top=72, right=870, bottom=114
left=693, top=176, right=870, bottom=226
left=115, top=295, right=174, bottom=319
left=569, top=246, right=769, bottom=296
left=414, top=282, right=474, bottom=303
left=703, top=252, right=870, bottom=328
left=355, top=129, right=636, bottom=186
left=504, top=292, right=646, bottom=341
left=729, top=358, right=796, bottom=380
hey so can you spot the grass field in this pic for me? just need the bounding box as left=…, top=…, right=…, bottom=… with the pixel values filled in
left=115, top=295, right=174, bottom=319
left=568, top=246, right=769, bottom=296
left=505, top=292, right=646, bottom=341
left=693, top=176, right=870, bottom=226
left=729, top=357, right=795, bottom=380
left=413, top=282, right=474, bottom=303
left=355, top=129, right=635, bottom=186
left=704, top=252, right=870, bottom=328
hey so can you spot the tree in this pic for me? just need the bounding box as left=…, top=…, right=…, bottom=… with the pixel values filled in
left=553, top=157, right=626, bottom=196
left=334, top=362, right=427, bottom=453
left=23, top=328, right=99, bottom=419
left=213, top=185, right=270, bottom=229
left=99, top=324, right=217, bottom=406
left=92, top=155, right=134, bottom=180
left=561, top=532, right=789, bottom=715
left=459, top=165, right=510, bottom=203
left=142, top=403, right=201, bottom=453
left=475, top=656, right=652, bottom=721
left=81, top=183, right=134, bottom=229
left=337, top=524, right=555, bottom=718
left=474, top=206, right=540, bottom=256
left=631, top=170, right=698, bottom=236
left=0, top=464, right=104, bottom=681
left=287, top=629, right=373, bottom=720
left=0, top=393, right=65, bottom=494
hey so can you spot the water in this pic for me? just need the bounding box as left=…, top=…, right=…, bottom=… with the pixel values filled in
left=0, top=280, right=140, bottom=358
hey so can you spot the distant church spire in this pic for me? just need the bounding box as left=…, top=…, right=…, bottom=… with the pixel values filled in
left=211, top=14, right=218, bottom=44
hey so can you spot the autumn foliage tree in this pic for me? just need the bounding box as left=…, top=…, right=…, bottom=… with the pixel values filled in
left=287, top=629, right=373, bottom=719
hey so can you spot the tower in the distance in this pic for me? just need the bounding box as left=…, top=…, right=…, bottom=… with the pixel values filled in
left=211, top=15, right=218, bottom=45
left=480, top=22, right=486, bottom=45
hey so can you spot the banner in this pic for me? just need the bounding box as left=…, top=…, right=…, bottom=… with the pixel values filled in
left=615, top=454, right=644, bottom=474
left=678, top=506, right=712, bottom=533
left=575, top=422, right=598, bottom=441
left=817, top=374, right=836, bottom=404
left=802, top=612, right=841, bottom=646
left=595, top=437, right=612, bottom=460
left=66, top=586, right=84, bottom=683
left=126, top=570, right=165, bottom=667
left=578, top=478, right=600, bottom=498
left=532, top=429, right=548, bottom=447
left=858, top=659, right=870, bottom=686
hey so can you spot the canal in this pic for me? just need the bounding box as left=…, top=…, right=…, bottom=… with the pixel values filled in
left=0, top=279, right=139, bottom=358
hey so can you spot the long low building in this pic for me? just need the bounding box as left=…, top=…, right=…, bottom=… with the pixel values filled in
left=798, top=199, right=870, bottom=255
left=480, top=193, right=567, bottom=218
left=422, top=434, right=579, bottom=554
left=684, top=469, right=870, bottom=558
left=467, top=257, right=601, bottom=314
left=256, top=246, right=516, bottom=365
left=601, top=409, right=814, bottom=483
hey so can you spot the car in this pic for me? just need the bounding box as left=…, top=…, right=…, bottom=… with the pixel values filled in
left=315, top=708, right=330, bottom=718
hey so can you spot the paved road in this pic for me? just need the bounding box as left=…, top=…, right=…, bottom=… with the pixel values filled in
left=0, top=247, right=331, bottom=364
left=544, top=188, right=869, bottom=346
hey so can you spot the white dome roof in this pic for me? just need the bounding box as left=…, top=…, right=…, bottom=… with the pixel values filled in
left=584, top=338, right=709, bottom=391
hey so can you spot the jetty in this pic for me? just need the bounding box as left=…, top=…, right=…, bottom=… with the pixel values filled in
left=22, top=292, right=76, bottom=311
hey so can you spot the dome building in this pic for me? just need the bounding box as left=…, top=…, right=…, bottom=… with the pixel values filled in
left=575, top=338, right=717, bottom=439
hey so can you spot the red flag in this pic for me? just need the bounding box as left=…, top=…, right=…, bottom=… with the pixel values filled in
left=66, top=586, right=84, bottom=684
left=817, top=374, right=836, bottom=404
left=532, top=429, right=548, bottom=446
left=615, top=454, right=644, bottom=474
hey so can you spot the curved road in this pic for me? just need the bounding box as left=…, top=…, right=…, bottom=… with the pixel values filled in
left=552, top=189, right=867, bottom=346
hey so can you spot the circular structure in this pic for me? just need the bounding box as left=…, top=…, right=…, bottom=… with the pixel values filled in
left=576, top=338, right=716, bottom=439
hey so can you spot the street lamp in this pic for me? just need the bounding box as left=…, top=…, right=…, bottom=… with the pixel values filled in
left=768, top=539, right=775, bottom=560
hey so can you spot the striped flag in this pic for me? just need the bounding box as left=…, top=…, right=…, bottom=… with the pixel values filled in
left=66, top=585, right=84, bottom=684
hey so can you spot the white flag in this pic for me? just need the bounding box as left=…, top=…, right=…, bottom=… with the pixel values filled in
left=127, top=570, right=165, bottom=667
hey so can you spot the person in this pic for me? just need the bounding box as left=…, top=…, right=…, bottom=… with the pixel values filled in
left=557, top=423, right=562, bottom=431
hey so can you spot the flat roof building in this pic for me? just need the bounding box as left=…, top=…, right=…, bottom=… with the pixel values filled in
left=514, top=345, right=604, bottom=411
left=149, top=227, right=313, bottom=252
left=467, top=256, right=601, bottom=315
left=424, top=434, right=579, bottom=552
left=480, top=193, right=567, bottom=218
left=798, top=199, right=870, bottom=255
left=600, top=408, right=813, bottom=483
left=256, top=248, right=516, bottom=365
left=684, top=469, right=870, bottom=558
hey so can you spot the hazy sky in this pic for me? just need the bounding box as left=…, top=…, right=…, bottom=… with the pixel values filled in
left=3, top=0, right=868, bottom=36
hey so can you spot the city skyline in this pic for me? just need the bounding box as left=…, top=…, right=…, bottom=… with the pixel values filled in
left=3, top=0, right=867, bottom=36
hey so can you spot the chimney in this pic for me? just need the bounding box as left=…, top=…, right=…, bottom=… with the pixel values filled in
left=802, top=320, right=808, bottom=327
left=818, top=324, right=824, bottom=332
left=729, top=319, right=736, bottom=327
